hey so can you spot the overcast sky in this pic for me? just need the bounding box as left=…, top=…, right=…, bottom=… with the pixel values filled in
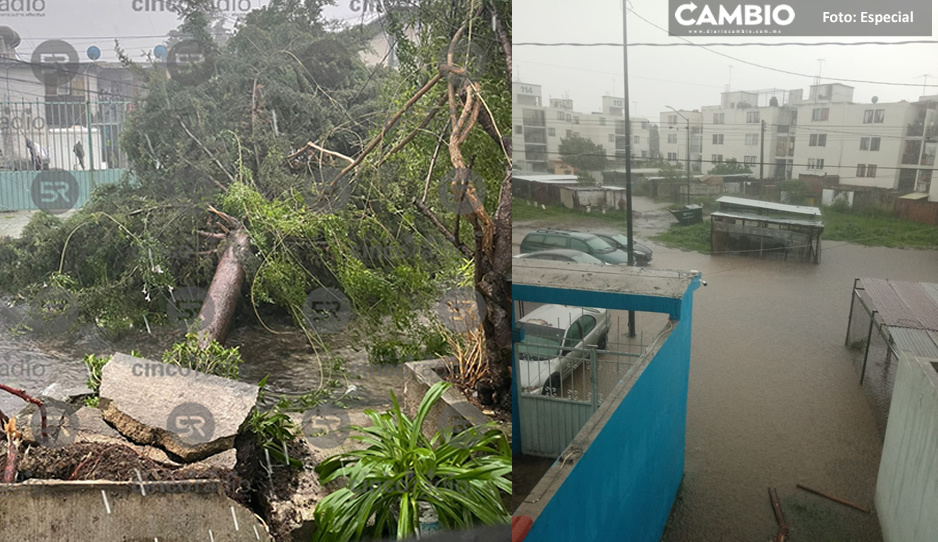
left=515, top=0, right=938, bottom=120
left=0, top=0, right=383, bottom=63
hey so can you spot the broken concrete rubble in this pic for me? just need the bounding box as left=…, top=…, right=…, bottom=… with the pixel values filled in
left=98, top=352, right=259, bottom=462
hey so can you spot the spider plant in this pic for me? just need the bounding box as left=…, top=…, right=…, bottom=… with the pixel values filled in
left=312, top=381, right=511, bottom=541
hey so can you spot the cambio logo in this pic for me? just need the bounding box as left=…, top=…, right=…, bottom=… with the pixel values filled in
left=674, top=3, right=795, bottom=26
left=0, top=0, right=45, bottom=15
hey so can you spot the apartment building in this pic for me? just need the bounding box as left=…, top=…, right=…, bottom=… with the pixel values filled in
left=659, top=109, right=703, bottom=174
left=512, top=81, right=651, bottom=173
left=664, top=83, right=938, bottom=201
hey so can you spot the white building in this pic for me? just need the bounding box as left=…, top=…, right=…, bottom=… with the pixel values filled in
left=659, top=109, right=702, bottom=174
left=512, top=81, right=652, bottom=173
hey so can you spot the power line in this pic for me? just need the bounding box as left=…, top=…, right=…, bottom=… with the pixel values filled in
left=515, top=40, right=938, bottom=48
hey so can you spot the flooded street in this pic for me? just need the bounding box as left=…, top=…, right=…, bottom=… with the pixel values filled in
left=514, top=198, right=938, bottom=540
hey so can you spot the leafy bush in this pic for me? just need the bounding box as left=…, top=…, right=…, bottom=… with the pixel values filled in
left=312, top=382, right=510, bottom=541
left=161, top=333, right=243, bottom=379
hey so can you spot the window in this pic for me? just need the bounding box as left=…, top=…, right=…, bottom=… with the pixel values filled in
left=809, top=134, right=827, bottom=147
left=746, top=111, right=760, bottom=123
left=641, top=150, right=647, bottom=158
left=573, top=116, right=579, bottom=124
left=807, top=158, right=825, bottom=170
left=744, top=155, right=757, bottom=166
left=566, top=114, right=572, bottom=122
left=566, top=129, right=572, bottom=138
left=713, top=113, right=725, bottom=124
left=668, top=134, right=678, bottom=143
left=711, top=154, right=723, bottom=163
left=608, top=133, right=614, bottom=142
left=667, top=152, right=678, bottom=160
left=868, top=164, right=877, bottom=176
left=870, top=137, right=881, bottom=151
left=860, top=137, right=869, bottom=150
left=811, top=108, right=829, bottom=121
left=668, top=114, right=678, bottom=125
left=633, top=135, right=640, bottom=144
left=515, top=125, right=523, bottom=134
left=745, top=133, right=759, bottom=145
left=863, top=109, right=885, bottom=123
left=557, top=112, right=565, bottom=120
left=548, top=127, right=555, bottom=137
left=856, top=164, right=866, bottom=177
left=599, top=117, right=606, bottom=126
left=641, top=121, right=649, bottom=129
left=712, top=134, right=724, bottom=144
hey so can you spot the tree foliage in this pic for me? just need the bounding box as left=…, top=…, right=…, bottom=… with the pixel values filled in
left=707, top=158, right=752, bottom=176
left=558, top=134, right=608, bottom=173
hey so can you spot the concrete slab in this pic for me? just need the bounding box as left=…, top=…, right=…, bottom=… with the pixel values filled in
left=99, top=353, right=259, bottom=462
left=0, top=480, right=272, bottom=541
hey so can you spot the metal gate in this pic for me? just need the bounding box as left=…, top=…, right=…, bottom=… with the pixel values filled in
left=516, top=342, right=644, bottom=458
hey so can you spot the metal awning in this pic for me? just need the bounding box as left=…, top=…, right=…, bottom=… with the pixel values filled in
left=861, top=278, right=938, bottom=331
left=716, top=196, right=822, bottom=218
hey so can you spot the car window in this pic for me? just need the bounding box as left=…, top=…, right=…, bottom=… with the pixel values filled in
left=577, top=315, right=596, bottom=336
left=543, top=235, right=567, bottom=249
left=524, top=234, right=546, bottom=247
left=612, top=234, right=631, bottom=248
left=585, top=236, right=614, bottom=252
left=569, top=239, right=590, bottom=252
left=571, top=252, right=601, bottom=264
left=564, top=320, right=584, bottom=350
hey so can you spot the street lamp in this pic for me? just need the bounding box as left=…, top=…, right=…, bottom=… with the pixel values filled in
left=666, top=105, right=692, bottom=204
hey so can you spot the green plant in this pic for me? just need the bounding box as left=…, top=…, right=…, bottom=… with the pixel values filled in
left=312, top=382, right=511, bottom=541
left=161, top=333, right=243, bottom=379
left=82, top=353, right=110, bottom=395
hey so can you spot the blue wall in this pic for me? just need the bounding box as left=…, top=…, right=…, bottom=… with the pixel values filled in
left=523, top=286, right=695, bottom=542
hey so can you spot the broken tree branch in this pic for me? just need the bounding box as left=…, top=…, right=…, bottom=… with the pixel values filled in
left=413, top=198, right=474, bottom=258
left=377, top=94, right=449, bottom=166
left=177, top=119, right=235, bottom=188
left=487, top=1, right=511, bottom=89
left=0, top=384, right=46, bottom=440
left=288, top=141, right=355, bottom=166
left=796, top=483, right=871, bottom=514
left=768, top=487, right=789, bottom=542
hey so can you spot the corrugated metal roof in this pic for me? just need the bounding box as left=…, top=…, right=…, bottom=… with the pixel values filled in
left=514, top=174, right=579, bottom=183
left=862, top=278, right=938, bottom=331
left=898, top=192, right=930, bottom=200
left=889, top=328, right=938, bottom=358
left=716, top=196, right=822, bottom=217
left=711, top=211, right=825, bottom=228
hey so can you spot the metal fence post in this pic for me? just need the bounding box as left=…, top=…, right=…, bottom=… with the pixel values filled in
left=86, top=98, right=94, bottom=186
left=590, top=346, right=599, bottom=411
left=845, top=277, right=859, bottom=346
left=860, top=310, right=878, bottom=386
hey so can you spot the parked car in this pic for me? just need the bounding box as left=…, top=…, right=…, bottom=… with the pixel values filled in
left=589, top=231, right=653, bottom=265
left=516, top=304, right=610, bottom=396
left=513, top=249, right=610, bottom=265
left=519, top=229, right=632, bottom=265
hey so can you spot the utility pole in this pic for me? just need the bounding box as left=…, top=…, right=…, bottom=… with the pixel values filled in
left=760, top=119, right=766, bottom=195
left=666, top=105, right=691, bottom=205
left=622, top=0, right=636, bottom=338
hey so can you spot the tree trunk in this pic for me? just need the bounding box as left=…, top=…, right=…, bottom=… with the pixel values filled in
left=197, top=228, right=250, bottom=347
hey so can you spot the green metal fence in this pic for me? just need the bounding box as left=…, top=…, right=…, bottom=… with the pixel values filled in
left=0, top=169, right=130, bottom=212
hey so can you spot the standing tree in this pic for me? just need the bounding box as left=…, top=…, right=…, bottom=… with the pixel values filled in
left=558, top=134, right=608, bottom=180
left=648, top=123, right=660, bottom=159
left=708, top=158, right=752, bottom=175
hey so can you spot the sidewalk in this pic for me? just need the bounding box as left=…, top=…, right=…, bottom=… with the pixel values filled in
left=0, top=209, right=76, bottom=239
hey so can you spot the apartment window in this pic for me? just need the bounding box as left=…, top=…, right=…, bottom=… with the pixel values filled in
left=641, top=150, right=648, bottom=158
left=566, top=114, right=572, bottom=122
left=633, top=135, right=640, bottom=144
left=667, top=152, right=678, bottom=161
left=745, top=133, right=759, bottom=145
left=712, top=134, right=724, bottom=144
left=811, top=108, right=830, bottom=121
left=599, top=117, right=606, bottom=126
left=608, top=134, right=614, bottom=142
left=668, top=134, right=678, bottom=143
left=557, top=111, right=565, bottom=120
left=859, top=137, right=882, bottom=151
left=744, top=155, right=757, bottom=166
left=566, top=129, right=572, bottom=138
left=573, top=116, right=579, bottom=124
left=711, top=154, right=723, bottom=164
left=809, top=134, right=827, bottom=147
left=867, top=164, right=877, bottom=176
left=548, top=127, right=555, bottom=137
left=864, top=109, right=885, bottom=123
left=713, top=113, right=725, bottom=124
left=515, top=125, right=523, bottom=134
left=668, top=114, right=678, bottom=125
left=746, top=111, right=760, bottom=123
left=807, top=158, right=825, bottom=170
left=856, top=164, right=866, bottom=177
left=641, top=121, right=649, bottom=129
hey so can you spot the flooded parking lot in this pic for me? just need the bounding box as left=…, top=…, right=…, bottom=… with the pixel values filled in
left=514, top=200, right=938, bottom=540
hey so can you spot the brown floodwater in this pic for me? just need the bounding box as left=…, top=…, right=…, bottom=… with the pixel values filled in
left=650, top=240, right=938, bottom=541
